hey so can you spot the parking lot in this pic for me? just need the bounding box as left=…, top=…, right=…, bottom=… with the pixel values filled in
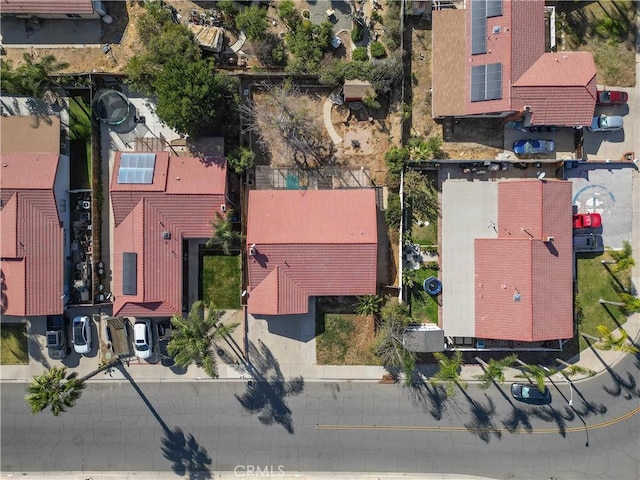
left=565, top=163, right=634, bottom=249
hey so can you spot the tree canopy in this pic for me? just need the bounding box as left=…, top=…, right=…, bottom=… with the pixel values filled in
left=236, top=4, right=269, bottom=41
left=285, top=20, right=333, bottom=73
left=373, top=298, right=416, bottom=384
left=226, top=146, right=256, bottom=174
left=1, top=53, right=69, bottom=99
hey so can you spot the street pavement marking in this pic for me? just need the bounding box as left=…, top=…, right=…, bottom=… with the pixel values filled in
left=315, top=405, right=640, bottom=434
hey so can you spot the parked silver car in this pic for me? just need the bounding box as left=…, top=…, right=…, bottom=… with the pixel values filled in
left=72, top=316, right=92, bottom=355
left=588, top=115, right=623, bottom=132
left=133, top=319, right=153, bottom=360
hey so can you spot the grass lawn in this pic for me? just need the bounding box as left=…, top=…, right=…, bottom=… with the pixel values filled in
left=576, top=252, right=632, bottom=351
left=316, top=314, right=381, bottom=365
left=69, top=96, right=92, bottom=189
left=558, top=1, right=636, bottom=86
left=408, top=267, right=439, bottom=323
left=0, top=324, right=29, bottom=365
left=411, top=221, right=437, bottom=246
left=202, top=255, right=241, bottom=309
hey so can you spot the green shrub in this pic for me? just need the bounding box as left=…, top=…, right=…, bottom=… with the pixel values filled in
left=352, top=46, right=368, bottom=61
left=362, top=94, right=381, bottom=110
left=385, top=145, right=408, bottom=182
left=351, top=25, right=364, bottom=43
left=370, top=41, right=386, bottom=58
left=385, top=192, right=402, bottom=228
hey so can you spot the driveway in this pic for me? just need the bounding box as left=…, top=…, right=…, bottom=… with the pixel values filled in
left=565, top=163, right=634, bottom=249
left=583, top=86, right=637, bottom=161
left=504, top=126, right=576, bottom=160
left=309, top=0, right=353, bottom=32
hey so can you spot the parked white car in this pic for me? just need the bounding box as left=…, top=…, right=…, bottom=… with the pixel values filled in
left=72, top=316, right=92, bottom=355
left=133, top=319, right=153, bottom=359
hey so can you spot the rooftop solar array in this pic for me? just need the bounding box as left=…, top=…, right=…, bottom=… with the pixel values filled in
left=471, top=0, right=503, bottom=55
left=470, top=63, right=503, bottom=102
left=117, top=153, right=156, bottom=184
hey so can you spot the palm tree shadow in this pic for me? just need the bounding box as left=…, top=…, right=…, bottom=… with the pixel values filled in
left=116, top=364, right=212, bottom=478
left=501, top=406, right=534, bottom=433
left=530, top=405, right=572, bottom=437
left=403, top=379, right=450, bottom=420
left=460, top=390, right=502, bottom=443
left=235, top=341, right=304, bottom=434
left=585, top=338, right=640, bottom=399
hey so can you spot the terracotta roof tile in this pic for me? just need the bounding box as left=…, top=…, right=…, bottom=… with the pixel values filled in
left=1, top=0, right=95, bottom=15
left=111, top=154, right=227, bottom=317
left=247, top=190, right=378, bottom=315
left=0, top=153, right=59, bottom=190
left=475, top=180, right=573, bottom=341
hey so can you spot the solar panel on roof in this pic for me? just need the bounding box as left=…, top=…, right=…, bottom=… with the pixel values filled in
left=117, top=153, right=156, bottom=184
left=486, top=0, right=502, bottom=17
left=122, top=252, right=137, bottom=295
left=485, top=63, right=503, bottom=100
left=470, top=65, right=487, bottom=102
left=471, top=0, right=487, bottom=55
left=470, top=63, right=503, bottom=102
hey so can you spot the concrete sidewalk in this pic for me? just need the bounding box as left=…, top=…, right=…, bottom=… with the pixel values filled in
left=2, top=313, right=638, bottom=386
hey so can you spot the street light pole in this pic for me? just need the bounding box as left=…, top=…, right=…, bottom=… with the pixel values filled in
left=542, top=366, right=573, bottom=406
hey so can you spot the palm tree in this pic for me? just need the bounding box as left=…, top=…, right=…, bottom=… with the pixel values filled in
left=473, top=353, right=518, bottom=389
left=430, top=349, right=466, bottom=396
left=515, top=360, right=551, bottom=392
left=167, top=301, right=239, bottom=378
left=206, top=211, right=240, bottom=255
left=562, top=364, right=596, bottom=378
left=354, top=294, right=382, bottom=317
left=1, top=53, right=69, bottom=100
left=25, top=357, right=120, bottom=416
left=582, top=325, right=639, bottom=354
left=606, top=241, right=635, bottom=273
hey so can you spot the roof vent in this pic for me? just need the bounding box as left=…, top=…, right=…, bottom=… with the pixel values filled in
left=492, top=26, right=501, bottom=34
left=513, top=293, right=521, bottom=302
left=546, top=236, right=554, bottom=242
left=220, top=204, right=227, bottom=212
left=162, top=231, right=171, bottom=240
left=249, top=243, right=256, bottom=256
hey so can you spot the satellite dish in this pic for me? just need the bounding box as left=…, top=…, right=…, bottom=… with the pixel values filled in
left=537, top=171, right=546, bottom=180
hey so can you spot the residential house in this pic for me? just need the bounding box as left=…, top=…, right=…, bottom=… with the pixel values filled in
left=474, top=179, right=573, bottom=343
left=432, top=0, right=596, bottom=127
left=110, top=152, right=227, bottom=317
left=246, top=189, right=378, bottom=316
left=0, top=0, right=103, bottom=19
left=0, top=116, right=68, bottom=317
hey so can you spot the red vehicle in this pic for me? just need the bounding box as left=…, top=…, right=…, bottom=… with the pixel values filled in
left=596, top=90, right=628, bottom=106
left=573, top=213, right=602, bottom=229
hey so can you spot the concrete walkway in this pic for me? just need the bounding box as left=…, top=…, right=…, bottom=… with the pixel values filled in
left=323, top=98, right=343, bottom=145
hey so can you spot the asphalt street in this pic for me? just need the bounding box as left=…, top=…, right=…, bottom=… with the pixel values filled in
left=1, top=355, right=639, bottom=479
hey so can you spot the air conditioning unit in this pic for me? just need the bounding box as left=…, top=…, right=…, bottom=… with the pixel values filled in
left=220, top=204, right=226, bottom=212
left=162, top=231, right=171, bottom=240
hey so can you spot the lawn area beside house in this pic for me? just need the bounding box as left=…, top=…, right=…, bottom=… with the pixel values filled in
left=0, top=324, right=29, bottom=365
left=576, top=253, right=632, bottom=351
left=202, top=255, right=241, bottom=309
left=407, top=267, right=439, bottom=323
left=411, top=221, right=437, bottom=246
left=557, top=1, right=636, bottom=86
left=316, top=314, right=380, bottom=365
left=68, top=96, right=92, bottom=189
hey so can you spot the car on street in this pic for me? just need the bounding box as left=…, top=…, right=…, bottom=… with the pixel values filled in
left=596, top=90, right=628, bottom=106
left=134, top=319, right=153, bottom=360
left=513, top=139, right=555, bottom=155
left=573, top=213, right=602, bottom=229
left=588, top=114, right=624, bottom=132
left=46, top=315, right=69, bottom=360
left=573, top=233, right=604, bottom=253
left=511, top=383, right=551, bottom=404
left=72, top=316, right=92, bottom=355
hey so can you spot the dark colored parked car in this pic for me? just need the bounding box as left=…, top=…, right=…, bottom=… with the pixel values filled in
left=573, top=233, right=604, bottom=253
left=596, top=90, right=628, bottom=106
left=513, top=139, right=555, bottom=155
left=511, top=383, right=551, bottom=404
left=46, top=315, right=69, bottom=360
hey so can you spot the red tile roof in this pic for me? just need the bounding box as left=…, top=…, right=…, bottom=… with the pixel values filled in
left=1, top=154, right=63, bottom=316
left=246, top=190, right=378, bottom=315
left=111, top=153, right=226, bottom=317
left=434, top=0, right=596, bottom=125
left=513, top=53, right=597, bottom=126
left=0, top=0, right=95, bottom=15
left=475, top=180, right=573, bottom=342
